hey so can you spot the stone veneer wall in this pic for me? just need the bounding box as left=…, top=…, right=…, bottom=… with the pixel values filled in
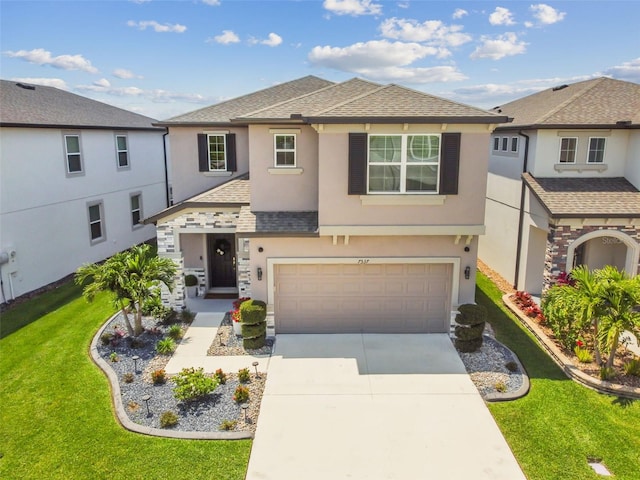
left=544, top=224, right=640, bottom=291
left=156, top=210, right=241, bottom=309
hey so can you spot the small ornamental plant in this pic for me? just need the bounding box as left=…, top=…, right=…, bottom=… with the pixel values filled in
left=156, top=337, right=176, bottom=355
left=160, top=411, right=179, bottom=428
left=233, top=385, right=250, bottom=404
left=238, top=367, right=251, bottom=383
left=574, top=339, right=593, bottom=363
left=623, top=358, right=640, bottom=377
left=122, top=372, right=134, bottom=383
left=168, top=324, right=183, bottom=340
left=109, top=352, right=119, bottom=362
left=173, top=367, right=219, bottom=402
left=151, top=369, right=167, bottom=385
left=231, top=309, right=242, bottom=324
left=220, top=419, right=237, bottom=431
left=214, top=368, right=227, bottom=385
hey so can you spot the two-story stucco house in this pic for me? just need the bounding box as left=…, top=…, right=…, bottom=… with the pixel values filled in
left=147, top=76, right=509, bottom=333
left=479, top=77, right=640, bottom=295
left=0, top=80, right=168, bottom=303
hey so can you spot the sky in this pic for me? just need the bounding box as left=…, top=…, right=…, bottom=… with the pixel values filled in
left=1, top=0, right=639, bottom=121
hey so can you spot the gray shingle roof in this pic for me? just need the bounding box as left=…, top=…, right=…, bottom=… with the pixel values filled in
left=160, top=76, right=335, bottom=125
left=523, top=173, right=640, bottom=217
left=494, top=77, right=640, bottom=128
left=237, top=207, right=318, bottom=236
left=0, top=79, right=160, bottom=129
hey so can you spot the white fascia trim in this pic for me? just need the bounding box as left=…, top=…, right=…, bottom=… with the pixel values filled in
left=360, top=195, right=446, bottom=206
left=318, top=225, right=485, bottom=236
left=269, top=128, right=301, bottom=134
left=266, top=256, right=460, bottom=308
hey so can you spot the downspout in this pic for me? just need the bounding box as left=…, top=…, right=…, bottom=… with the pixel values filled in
left=513, top=131, right=530, bottom=290
left=162, top=130, right=170, bottom=208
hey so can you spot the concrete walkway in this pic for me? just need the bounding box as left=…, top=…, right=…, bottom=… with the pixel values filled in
left=246, top=334, right=525, bottom=480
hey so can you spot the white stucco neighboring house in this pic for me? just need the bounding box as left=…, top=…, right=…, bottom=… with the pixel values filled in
left=479, top=77, right=640, bottom=295
left=0, top=80, right=168, bottom=304
left=146, top=76, right=510, bottom=334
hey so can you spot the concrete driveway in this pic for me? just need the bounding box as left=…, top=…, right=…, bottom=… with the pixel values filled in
left=246, top=334, right=525, bottom=480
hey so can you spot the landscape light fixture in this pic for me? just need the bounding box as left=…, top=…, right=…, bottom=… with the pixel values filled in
left=142, top=394, right=151, bottom=416
left=252, top=361, right=260, bottom=378
left=132, top=355, right=140, bottom=373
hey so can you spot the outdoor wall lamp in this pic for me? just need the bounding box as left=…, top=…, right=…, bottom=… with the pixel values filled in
left=464, top=266, right=471, bottom=280
left=257, top=267, right=263, bottom=281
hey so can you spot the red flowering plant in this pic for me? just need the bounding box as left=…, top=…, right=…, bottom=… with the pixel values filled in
left=513, top=291, right=546, bottom=323
left=573, top=338, right=593, bottom=363
left=556, top=271, right=576, bottom=287
left=231, top=297, right=251, bottom=323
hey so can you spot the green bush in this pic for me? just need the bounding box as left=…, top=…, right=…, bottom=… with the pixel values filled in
left=241, top=322, right=267, bottom=338
left=541, top=287, right=586, bottom=351
left=505, top=361, right=518, bottom=372
left=574, top=346, right=593, bottom=363
left=220, top=419, right=237, bottom=431
left=240, top=300, right=267, bottom=325
left=454, top=337, right=483, bottom=353
left=214, top=368, right=227, bottom=385
left=151, top=369, right=167, bottom=385
left=243, top=335, right=266, bottom=350
left=454, top=323, right=484, bottom=341
left=233, top=385, right=250, bottom=404
left=599, top=366, right=615, bottom=381
left=456, top=304, right=487, bottom=326
left=184, top=275, right=198, bottom=287
left=109, top=352, right=119, bottom=362
left=238, top=368, right=250, bottom=383
left=168, top=324, right=183, bottom=340
left=160, top=411, right=179, bottom=428
left=173, top=367, right=219, bottom=401
left=156, top=338, right=176, bottom=355
left=623, top=358, right=640, bottom=376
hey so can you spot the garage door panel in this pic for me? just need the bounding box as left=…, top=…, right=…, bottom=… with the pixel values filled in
left=275, top=263, right=452, bottom=334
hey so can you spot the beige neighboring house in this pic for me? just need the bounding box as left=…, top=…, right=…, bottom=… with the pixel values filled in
left=479, top=77, right=640, bottom=295
left=146, top=76, right=509, bottom=333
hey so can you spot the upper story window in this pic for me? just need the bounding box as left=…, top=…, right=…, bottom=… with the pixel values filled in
left=510, top=137, right=519, bottom=152
left=493, top=137, right=500, bottom=151
left=207, top=134, right=227, bottom=171
left=588, top=137, right=606, bottom=163
left=274, top=134, right=296, bottom=167
left=492, top=135, right=518, bottom=154
left=197, top=133, right=237, bottom=174
left=130, top=193, right=142, bottom=228
left=87, top=201, right=105, bottom=244
left=64, top=134, right=83, bottom=174
left=559, top=137, right=577, bottom=163
left=115, top=134, right=129, bottom=168
left=368, top=134, right=440, bottom=193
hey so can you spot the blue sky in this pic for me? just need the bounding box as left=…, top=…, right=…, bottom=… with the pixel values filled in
left=2, top=0, right=639, bottom=120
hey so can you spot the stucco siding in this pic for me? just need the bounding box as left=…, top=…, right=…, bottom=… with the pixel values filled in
left=625, top=131, right=640, bottom=189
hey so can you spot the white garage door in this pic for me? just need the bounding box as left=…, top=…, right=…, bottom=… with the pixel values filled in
left=274, top=263, right=452, bottom=334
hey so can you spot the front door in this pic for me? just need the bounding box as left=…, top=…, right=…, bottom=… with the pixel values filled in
left=207, top=234, right=236, bottom=289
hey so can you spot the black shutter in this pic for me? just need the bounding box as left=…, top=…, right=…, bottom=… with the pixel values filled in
left=439, top=133, right=460, bottom=195
left=197, top=134, right=209, bottom=172
left=226, top=134, right=237, bottom=172
left=348, top=132, right=367, bottom=195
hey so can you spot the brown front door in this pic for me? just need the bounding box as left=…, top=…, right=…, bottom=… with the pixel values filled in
left=207, top=234, right=236, bottom=288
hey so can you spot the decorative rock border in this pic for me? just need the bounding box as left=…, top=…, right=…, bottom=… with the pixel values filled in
left=481, top=336, right=530, bottom=403
left=502, top=294, right=640, bottom=400
left=89, top=312, right=253, bottom=439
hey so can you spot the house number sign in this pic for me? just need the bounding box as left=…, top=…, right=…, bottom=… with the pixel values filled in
left=357, top=259, right=371, bottom=264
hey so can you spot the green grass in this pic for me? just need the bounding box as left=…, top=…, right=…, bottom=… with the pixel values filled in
left=476, top=272, right=640, bottom=480
left=0, top=283, right=250, bottom=480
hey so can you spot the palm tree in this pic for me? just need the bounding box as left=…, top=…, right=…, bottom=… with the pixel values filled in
left=76, top=251, right=136, bottom=336
left=76, top=244, right=176, bottom=337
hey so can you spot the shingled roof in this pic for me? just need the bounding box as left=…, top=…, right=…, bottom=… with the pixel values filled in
left=0, top=79, right=161, bottom=130
left=159, top=76, right=335, bottom=125
left=522, top=173, right=640, bottom=218
left=493, top=77, right=640, bottom=129
left=236, top=207, right=318, bottom=236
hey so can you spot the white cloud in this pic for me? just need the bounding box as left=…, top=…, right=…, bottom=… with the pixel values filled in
left=11, top=77, right=68, bottom=89
left=212, top=30, right=240, bottom=44
left=76, top=83, right=211, bottom=104
left=398, top=2, right=410, bottom=9
left=323, top=0, right=382, bottom=16
left=470, top=33, right=527, bottom=60
left=602, top=57, right=640, bottom=82
left=380, top=17, right=472, bottom=51
left=489, top=7, right=515, bottom=26
left=127, top=20, right=187, bottom=33
left=94, top=78, right=111, bottom=88
left=201, top=0, right=221, bottom=5
left=530, top=4, right=566, bottom=25
left=309, top=40, right=439, bottom=70
left=452, top=8, right=468, bottom=19
left=113, top=68, right=143, bottom=79
left=354, top=65, right=467, bottom=83
left=262, top=33, right=283, bottom=47
left=4, top=48, right=98, bottom=73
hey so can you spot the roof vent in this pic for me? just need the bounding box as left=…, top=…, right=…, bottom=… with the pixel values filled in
left=616, top=120, right=632, bottom=126
left=290, top=113, right=303, bottom=119
left=552, top=84, right=568, bottom=92
left=16, top=82, right=36, bottom=90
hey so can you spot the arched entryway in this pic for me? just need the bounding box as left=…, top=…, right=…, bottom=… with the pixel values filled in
left=567, top=230, right=640, bottom=275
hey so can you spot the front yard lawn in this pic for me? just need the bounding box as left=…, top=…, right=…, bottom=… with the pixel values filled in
left=0, top=284, right=250, bottom=480
left=477, top=273, right=640, bottom=480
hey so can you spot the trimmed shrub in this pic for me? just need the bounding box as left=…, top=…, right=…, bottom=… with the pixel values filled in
left=233, top=385, right=250, bottom=404
left=173, top=367, right=219, bottom=402
left=240, top=299, right=267, bottom=349
left=454, top=323, right=485, bottom=341
left=454, top=337, right=483, bottom=353
left=243, top=336, right=266, bottom=350
left=238, top=368, right=251, bottom=383
left=240, top=300, right=267, bottom=324
left=156, top=338, right=176, bottom=355
left=160, top=411, right=179, bottom=428
left=455, top=304, right=487, bottom=326
left=505, top=361, right=518, bottom=372
left=241, top=322, right=267, bottom=339
left=184, top=274, right=198, bottom=287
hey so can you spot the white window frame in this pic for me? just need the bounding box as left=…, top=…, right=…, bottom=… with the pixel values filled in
left=558, top=137, right=578, bottom=164
left=510, top=137, right=519, bottom=153
left=130, top=192, right=143, bottom=229
left=207, top=134, right=227, bottom=171
left=64, top=133, right=83, bottom=175
left=367, top=134, right=440, bottom=195
left=501, top=137, right=509, bottom=151
left=587, top=137, right=606, bottom=164
left=87, top=201, right=105, bottom=244
left=493, top=136, right=500, bottom=151
left=274, top=134, right=297, bottom=167
left=115, top=134, right=130, bottom=169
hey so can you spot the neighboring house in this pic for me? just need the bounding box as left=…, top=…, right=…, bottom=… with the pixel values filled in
left=147, top=75, right=509, bottom=333
left=479, top=77, right=640, bottom=296
left=0, top=80, right=168, bottom=304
